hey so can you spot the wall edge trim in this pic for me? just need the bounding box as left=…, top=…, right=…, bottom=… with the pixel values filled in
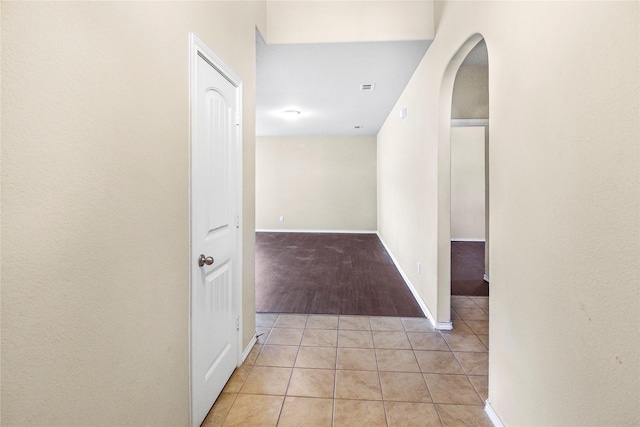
left=376, top=232, right=444, bottom=329
left=485, top=401, right=505, bottom=427
left=255, top=229, right=377, bottom=234
left=240, top=335, right=257, bottom=366
left=451, top=118, right=489, bottom=127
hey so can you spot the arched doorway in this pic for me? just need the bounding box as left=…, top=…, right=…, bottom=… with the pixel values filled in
left=435, top=34, right=490, bottom=328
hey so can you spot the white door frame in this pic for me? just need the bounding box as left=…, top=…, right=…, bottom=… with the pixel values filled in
left=188, top=32, right=243, bottom=426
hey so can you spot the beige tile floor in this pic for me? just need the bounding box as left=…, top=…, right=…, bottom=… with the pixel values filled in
left=203, top=295, right=492, bottom=427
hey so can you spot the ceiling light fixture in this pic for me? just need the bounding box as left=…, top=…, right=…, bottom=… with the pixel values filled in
left=281, top=110, right=301, bottom=119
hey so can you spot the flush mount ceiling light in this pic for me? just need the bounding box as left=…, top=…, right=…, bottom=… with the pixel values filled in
left=281, top=110, right=301, bottom=119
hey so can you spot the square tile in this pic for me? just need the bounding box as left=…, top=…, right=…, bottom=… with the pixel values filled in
left=295, top=346, right=336, bottom=369
left=254, top=345, right=298, bottom=368
left=451, top=297, right=478, bottom=308
left=424, top=374, right=483, bottom=405
left=307, top=315, right=339, bottom=330
left=454, top=352, right=488, bottom=376
left=242, top=344, right=262, bottom=366
left=370, top=316, right=404, bottom=331
left=222, top=394, right=283, bottom=427
left=454, top=308, right=489, bottom=321
left=385, top=402, right=442, bottom=427
left=436, top=403, right=493, bottom=427
left=339, top=316, right=371, bottom=330
left=478, top=334, right=489, bottom=349
left=469, top=297, right=489, bottom=310
left=239, top=366, right=292, bottom=395
left=372, top=331, right=412, bottom=349
left=222, top=365, right=250, bottom=393
left=256, top=313, right=278, bottom=328
left=274, top=314, right=308, bottom=328
left=449, top=320, right=474, bottom=335
left=468, top=375, right=489, bottom=401
left=402, top=317, right=435, bottom=333
left=265, top=328, right=304, bottom=346
left=334, top=399, right=387, bottom=427
left=301, top=328, right=338, bottom=347
left=278, top=397, right=333, bottom=427
left=379, top=371, right=432, bottom=402
left=441, top=332, right=487, bottom=352
left=287, top=368, right=335, bottom=398
left=375, top=349, right=420, bottom=372
left=335, top=370, right=382, bottom=400
left=256, top=328, right=271, bottom=345
left=415, top=350, right=464, bottom=374
left=407, top=332, right=449, bottom=351
left=337, top=347, right=378, bottom=371
left=465, top=320, right=489, bottom=335
left=338, top=329, right=374, bottom=348
left=202, top=392, right=236, bottom=426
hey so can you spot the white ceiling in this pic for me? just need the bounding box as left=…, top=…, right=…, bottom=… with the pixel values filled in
left=256, top=37, right=432, bottom=136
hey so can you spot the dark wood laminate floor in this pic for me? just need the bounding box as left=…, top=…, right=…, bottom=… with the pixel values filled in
left=255, top=232, right=425, bottom=317
left=451, top=241, right=489, bottom=296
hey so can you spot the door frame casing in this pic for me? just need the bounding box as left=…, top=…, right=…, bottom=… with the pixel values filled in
left=188, top=32, right=243, bottom=426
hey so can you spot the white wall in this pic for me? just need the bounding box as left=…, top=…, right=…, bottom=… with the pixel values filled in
left=1, top=2, right=265, bottom=425
left=266, top=0, right=434, bottom=44
left=256, top=135, right=377, bottom=231
left=378, top=1, right=639, bottom=425
left=450, top=126, right=485, bottom=241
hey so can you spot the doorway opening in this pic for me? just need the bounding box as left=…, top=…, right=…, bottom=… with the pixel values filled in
left=450, top=40, right=489, bottom=298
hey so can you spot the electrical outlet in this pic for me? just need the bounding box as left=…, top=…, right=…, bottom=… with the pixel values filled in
left=279, top=215, right=284, bottom=222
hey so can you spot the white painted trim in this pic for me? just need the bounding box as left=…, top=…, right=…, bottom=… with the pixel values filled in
left=240, top=335, right=257, bottom=365
left=451, top=238, right=486, bottom=242
left=485, top=401, right=505, bottom=427
left=483, top=273, right=490, bottom=283
left=451, top=118, right=489, bottom=127
left=377, top=233, right=452, bottom=330
left=256, top=229, right=377, bottom=234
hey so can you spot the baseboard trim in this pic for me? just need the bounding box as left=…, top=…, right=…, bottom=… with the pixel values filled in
left=376, top=233, right=451, bottom=330
left=451, top=238, right=486, bottom=242
left=240, top=334, right=257, bottom=366
left=256, top=229, right=377, bottom=234
left=451, top=118, right=489, bottom=127
left=485, top=401, right=505, bottom=427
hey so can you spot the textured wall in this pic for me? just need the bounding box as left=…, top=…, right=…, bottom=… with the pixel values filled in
left=256, top=135, right=377, bottom=231
left=1, top=2, right=265, bottom=425
left=378, top=1, right=639, bottom=424
left=266, top=0, right=434, bottom=44
left=450, top=126, right=485, bottom=241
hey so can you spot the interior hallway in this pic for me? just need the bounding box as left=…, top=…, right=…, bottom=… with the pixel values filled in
left=204, top=295, right=490, bottom=426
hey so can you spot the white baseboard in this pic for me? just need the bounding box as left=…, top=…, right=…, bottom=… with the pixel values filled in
left=451, top=118, right=489, bottom=127
left=256, top=229, right=376, bottom=234
left=239, top=334, right=257, bottom=366
left=451, top=238, right=486, bottom=242
left=484, top=401, right=505, bottom=427
left=376, top=233, right=452, bottom=330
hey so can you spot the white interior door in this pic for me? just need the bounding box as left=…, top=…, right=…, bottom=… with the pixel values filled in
left=190, top=35, right=242, bottom=427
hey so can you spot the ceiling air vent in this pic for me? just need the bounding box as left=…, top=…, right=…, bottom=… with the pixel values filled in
left=360, top=83, right=376, bottom=91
